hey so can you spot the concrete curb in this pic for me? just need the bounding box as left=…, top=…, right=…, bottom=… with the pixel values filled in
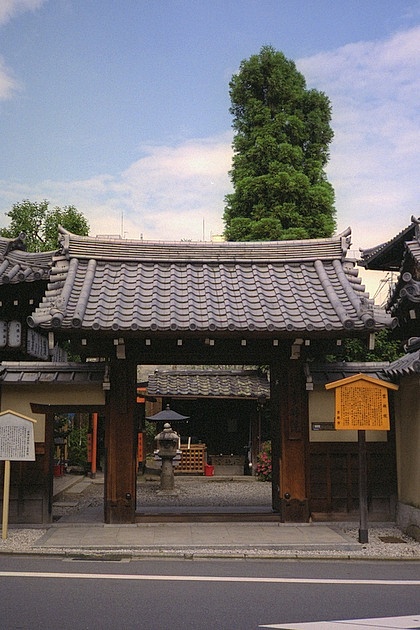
left=2, top=547, right=420, bottom=562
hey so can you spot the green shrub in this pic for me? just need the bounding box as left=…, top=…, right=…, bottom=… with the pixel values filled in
left=67, top=425, right=89, bottom=469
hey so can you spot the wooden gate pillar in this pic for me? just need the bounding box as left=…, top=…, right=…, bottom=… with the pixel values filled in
left=104, top=358, right=137, bottom=524
left=270, top=353, right=310, bottom=522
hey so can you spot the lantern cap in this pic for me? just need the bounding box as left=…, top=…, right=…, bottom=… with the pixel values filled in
left=146, top=404, right=189, bottom=421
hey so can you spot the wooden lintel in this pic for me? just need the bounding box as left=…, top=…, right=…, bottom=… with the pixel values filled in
left=31, top=403, right=106, bottom=414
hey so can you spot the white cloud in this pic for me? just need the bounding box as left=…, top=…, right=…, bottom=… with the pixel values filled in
left=116, top=135, right=232, bottom=240
left=0, top=57, right=19, bottom=100
left=1, top=25, right=419, bottom=300
left=297, top=26, right=420, bottom=251
left=0, top=0, right=46, bottom=26
left=0, top=0, right=46, bottom=99
left=0, top=133, right=233, bottom=241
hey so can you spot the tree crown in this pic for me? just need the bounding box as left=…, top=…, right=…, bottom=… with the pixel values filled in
left=0, top=200, right=89, bottom=252
left=224, top=46, right=336, bottom=241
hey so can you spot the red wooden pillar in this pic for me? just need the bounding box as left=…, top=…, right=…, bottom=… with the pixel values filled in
left=271, top=351, right=310, bottom=522
left=104, top=358, right=137, bottom=524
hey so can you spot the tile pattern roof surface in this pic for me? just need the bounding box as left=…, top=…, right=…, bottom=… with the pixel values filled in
left=0, top=361, right=399, bottom=391
left=359, top=217, right=420, bottom=321
left=26, top=227, right=395, bottom=335
left=384, top=337, right=420, bottom=378
left=0, top=361, right=105, bottom=384
left=396, top=238, right=420, bottom=302
left=0, top=234, right=55, bottom=284
left=360, top=218, right=418, bottom=271
left=147, top=369, right=270, bottom=399
left=305, top=362, right=390, bottom=386
left=385, top=220, right=420, bottom=314
left=385, top=351, right=420, bottom=377
left=60, top=228, right=349, bottom=262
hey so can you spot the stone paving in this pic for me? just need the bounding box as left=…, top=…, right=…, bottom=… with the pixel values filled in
left=1, top=474, right=419, bottom=559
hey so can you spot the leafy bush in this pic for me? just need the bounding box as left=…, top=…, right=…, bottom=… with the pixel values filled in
left=67, top=425, right=89, bottom=469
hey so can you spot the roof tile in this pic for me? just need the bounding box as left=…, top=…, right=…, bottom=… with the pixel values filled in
left=24, top=228, right=396, bottom=335
left=147, top=369, right=270, bottom=399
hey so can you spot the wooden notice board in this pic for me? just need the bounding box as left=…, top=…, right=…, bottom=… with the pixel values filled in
left=0, top=410, right=36, bottom=461
left=1, top=410, right=37, bottom=540
left=325, top=374, right=398, bottom=431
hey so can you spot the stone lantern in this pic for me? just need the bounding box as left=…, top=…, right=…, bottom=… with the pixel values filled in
left=154, top=423, right=180, bottom=494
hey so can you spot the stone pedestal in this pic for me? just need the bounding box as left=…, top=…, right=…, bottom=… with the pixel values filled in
left=157, top=457, right=178, bottom=496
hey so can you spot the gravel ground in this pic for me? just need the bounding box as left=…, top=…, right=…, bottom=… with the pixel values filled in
left=137, top=476, right=274, bottom=507
left=50, top=476, right=275, bottom=513
left=1, top=478, right=420, bottom=559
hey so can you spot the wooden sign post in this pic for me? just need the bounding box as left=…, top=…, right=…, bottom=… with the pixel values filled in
left=0, top=410, right=37, bottom=540
left=325, top=375, right=398, bottom=544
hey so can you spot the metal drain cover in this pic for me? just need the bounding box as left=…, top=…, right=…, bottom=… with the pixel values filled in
left=378, top=535, right=406, bottom=543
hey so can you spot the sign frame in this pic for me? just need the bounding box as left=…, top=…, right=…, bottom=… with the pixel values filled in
left=325, top=373, right=398, bottom=431
left=0, top=410, right=37, bottom=540
left=0, top=410, right=37, bottom=461
left=325, top=373, right=398, bottom=544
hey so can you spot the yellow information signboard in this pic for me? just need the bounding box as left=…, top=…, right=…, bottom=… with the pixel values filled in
left=325, top=374, right=398, bottom=431
left=325, top=373, right=399, bottom=544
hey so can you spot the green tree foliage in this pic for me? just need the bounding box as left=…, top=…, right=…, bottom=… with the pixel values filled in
left=0, top=199, right=89, bottom=252
left=326, top=329, right=403, bottom=363
left=224, top=46, right=336, bottom=241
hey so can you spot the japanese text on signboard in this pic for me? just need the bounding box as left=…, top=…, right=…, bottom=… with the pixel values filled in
left=0, top=411, right=36, bottom=461
left=335, top=382, right=390, bottom=431
left=0, top=425, right=34, bottom=460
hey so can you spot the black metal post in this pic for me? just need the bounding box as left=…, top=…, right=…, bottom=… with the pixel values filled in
left=358, top=429, right=369, bottom=544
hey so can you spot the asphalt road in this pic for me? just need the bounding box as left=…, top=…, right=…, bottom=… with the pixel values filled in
left=0, top=557, right=419, bottom=629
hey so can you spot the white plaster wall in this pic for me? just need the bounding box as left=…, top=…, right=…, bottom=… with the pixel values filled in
left=397, top=502, right=420, bottom=541
left=1, top=385, right=105, bottom=442
left=394, top=374, right=420, bottom=508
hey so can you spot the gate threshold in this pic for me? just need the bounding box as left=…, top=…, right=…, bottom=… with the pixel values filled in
left=135, top=507, right=279, bottom=523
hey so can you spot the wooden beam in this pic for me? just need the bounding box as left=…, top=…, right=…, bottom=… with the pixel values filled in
left=104, top=359, right=137, bottom=524
left=31, top=403, right=106, bottom=414
left=271, top=353, right=310, bottom=522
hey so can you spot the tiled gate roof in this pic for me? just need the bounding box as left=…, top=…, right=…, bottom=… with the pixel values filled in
left=384, top=337, right=420, bottom=378
left=0, top=361, right=105, bottom=384
left=361, top=216, right=420, bottom=322
left=0, top=233, right=54, bottom=284
left=147, top=369, right=270, bottom=399
left=26, top=227, right=395, bottom=335
left=360, top=219, right=418, bottom=271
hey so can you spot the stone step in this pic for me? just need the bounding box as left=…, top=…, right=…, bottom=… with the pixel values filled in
left=53, top=501, right=78, bottom=508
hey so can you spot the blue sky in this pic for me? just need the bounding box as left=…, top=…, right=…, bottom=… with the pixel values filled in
left=0, top=1, right=419, bottom=298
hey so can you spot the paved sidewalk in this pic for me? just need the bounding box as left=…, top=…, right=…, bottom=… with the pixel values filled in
left=44, top=474, right=357, bottom=557
left=2, top=473, right=417, bottom=560
left=34, top=521, right=359, bottom=556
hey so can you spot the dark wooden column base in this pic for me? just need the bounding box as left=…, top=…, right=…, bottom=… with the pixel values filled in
left=104, top=498, right=136, bottom=525
left=104, top=358, right=137, bottom=525
left=271, top=350, right=310, bottom=523
left=280, top=498, right=310, bottom=522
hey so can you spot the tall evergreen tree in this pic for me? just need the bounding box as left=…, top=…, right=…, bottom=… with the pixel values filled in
left=224, top=46, right=336, bottom=241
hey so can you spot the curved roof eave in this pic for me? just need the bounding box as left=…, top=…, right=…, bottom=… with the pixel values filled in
left=360, top=216, right=419, bottom=271
left=0, top=234, right=57, bottom=285
left=27, top=227, right=395, bottom=336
